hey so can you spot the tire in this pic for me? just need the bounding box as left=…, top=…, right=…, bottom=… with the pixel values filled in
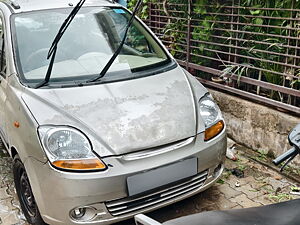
left=13, top=155, right=47, bottom=225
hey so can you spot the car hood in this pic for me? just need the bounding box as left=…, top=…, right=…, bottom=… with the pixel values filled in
left=22, top=67, right=206, bottom=157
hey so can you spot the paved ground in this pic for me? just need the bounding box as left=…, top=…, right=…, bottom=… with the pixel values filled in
left=0, top=138, right=299, bottom=225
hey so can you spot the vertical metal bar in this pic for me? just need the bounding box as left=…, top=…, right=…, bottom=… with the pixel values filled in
left=149, top=2, right=152, bottom=29
left=257, top=70, right=262, bottom=95
left=152, top=1, right=157, bottom=33
left=157, top=1, right=160, bottom=33
left=226, top=0, right=236, bottom=88
left=290, top=0, right=298, bottom=106
left=228, top=0, right=235, bottom=63
left=155, top=1, right=158, bottom=33
left=292, top=11, right=300, bottom=106
left=186, top=0, right=192, bottom=70
left=284, top=0, right=295, bottom=104
left=255, top=2, right=263, bottom=95
left=233, top=0, right=240, bottom=64
left=233, top=0, right=241, bottom=90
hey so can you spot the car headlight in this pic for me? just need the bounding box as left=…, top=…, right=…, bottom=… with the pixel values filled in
left=38, top=126, right=107, bottom=171
left=199, top=95, right=224, bottom=141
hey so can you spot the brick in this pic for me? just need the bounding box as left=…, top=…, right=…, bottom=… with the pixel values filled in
left=225, top=175, right=254, bottom=189
left=215, top=194, right=239, bottom=210
left=230, top=194, right=262, bottom=208
left=265, top=177, right=290, bottom=191
left=253, top=194, right=273, bottom=205
left=224, top=176, right=240, bottom=188
left=217, top=184, right=242, bottom=199
left=236, top=183, right=264, bottom=200
left=240, top=176, right=257, bottom=186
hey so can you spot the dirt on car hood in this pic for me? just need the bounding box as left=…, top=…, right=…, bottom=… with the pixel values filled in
left=22, top=67, right=206, bottom=157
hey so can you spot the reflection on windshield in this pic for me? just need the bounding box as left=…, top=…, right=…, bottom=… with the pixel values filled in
left=13, top=7, right=168, bottom=83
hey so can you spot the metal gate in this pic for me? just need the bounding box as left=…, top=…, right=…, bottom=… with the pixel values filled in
left=145, top=0, right=300, bottom=115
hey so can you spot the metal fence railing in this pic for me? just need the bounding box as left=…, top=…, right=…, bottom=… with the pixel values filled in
left=145, top=0, right=300, bottom=115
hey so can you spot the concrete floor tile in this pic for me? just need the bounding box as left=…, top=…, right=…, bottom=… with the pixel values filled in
left=230, top=194, right=262, bottom=208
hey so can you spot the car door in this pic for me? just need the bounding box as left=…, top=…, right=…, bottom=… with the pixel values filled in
left=0, top=14, right=8, bottom=145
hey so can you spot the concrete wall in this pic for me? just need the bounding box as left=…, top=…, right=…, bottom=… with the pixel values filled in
left=209, top=89, right=300, bottom=165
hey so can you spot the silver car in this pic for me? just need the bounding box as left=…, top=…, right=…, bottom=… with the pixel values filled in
left=0, top=0, right=226, bottom=224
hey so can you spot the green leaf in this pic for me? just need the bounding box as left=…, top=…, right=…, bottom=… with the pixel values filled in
left=202, top=20, right=210, bottom=28
left=142, top=5, right=147, bottom=11
left=254, top=18, right=264, bottom=25
left=250, top=9, right=261, bottom=15
left=199, top=45, right=205, bottom=52
left=199, top=8, right=207, bottom=15
left=217, top=179, right=225, bottom=184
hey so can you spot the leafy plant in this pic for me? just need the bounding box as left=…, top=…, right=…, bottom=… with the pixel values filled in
left=269, top=193, right=293, bottom=202
left=128, top=0, right=153, bottom=19
left=135, top=0, right=300, bottom=106
left=161, top=20, right=186, bottom=59
left=221, top=63, right=252, bottom=86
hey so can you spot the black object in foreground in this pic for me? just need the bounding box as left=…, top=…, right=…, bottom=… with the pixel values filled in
left=273, top=123, right=300, bottom=171
left=162, top=199, right=300, bottom=225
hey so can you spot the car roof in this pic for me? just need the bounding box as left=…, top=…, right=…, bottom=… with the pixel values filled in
left=1, top=0, right=118, bottom=13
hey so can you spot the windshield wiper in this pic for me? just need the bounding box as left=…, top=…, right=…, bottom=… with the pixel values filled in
left=35, top=0, right=86, bottom=89
left=87, top=0, right=143, bottom=83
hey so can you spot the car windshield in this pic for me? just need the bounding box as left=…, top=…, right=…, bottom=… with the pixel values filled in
left=12, top=7, right=170, bottom=85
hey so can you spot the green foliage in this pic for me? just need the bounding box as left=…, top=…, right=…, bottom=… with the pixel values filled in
left=164, top=20, right=187, bottom=56
left=217, top=179, right=225, bottom=184
left=134, top=0, right=299, bottom=105
left=236, top=159, right=248, bottom=171
left=269, top=193, right=293, bottom=202
left=221, top=63, right=252, bottom=86
left=128, top=0, right=153, bottom=19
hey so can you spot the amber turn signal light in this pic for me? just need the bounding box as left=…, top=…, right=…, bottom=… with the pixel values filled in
left=53, top=158, right=106, bottom=171
left=205, top=121, right=224, bottom=141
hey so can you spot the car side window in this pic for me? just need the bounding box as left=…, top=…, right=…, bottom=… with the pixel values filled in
left=0, top=16, right=6, bottom=77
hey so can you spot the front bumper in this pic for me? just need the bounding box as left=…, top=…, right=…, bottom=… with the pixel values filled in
left=24, top=131, right=226, bottom=225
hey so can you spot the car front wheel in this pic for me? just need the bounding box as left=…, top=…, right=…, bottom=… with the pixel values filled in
left=13, top=155, right=47, bottom=225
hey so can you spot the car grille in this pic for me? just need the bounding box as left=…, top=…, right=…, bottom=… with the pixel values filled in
left=105, top=170, right=208, bottom=216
